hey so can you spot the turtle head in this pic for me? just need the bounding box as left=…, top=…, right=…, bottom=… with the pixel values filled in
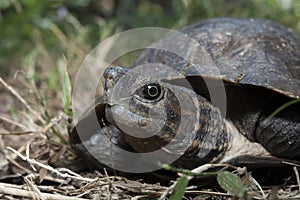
left=72, top=66, right=231, bottom=170
left=103, top=66, right=189, bottom=153
left=102, top=66, right=231, bottom=163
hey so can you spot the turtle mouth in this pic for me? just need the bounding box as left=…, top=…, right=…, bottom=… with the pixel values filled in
left=104, top=104, right=155, bottom=137
left=71, top=97, right=117, bottom=144
left=103, top=104, right=117, bottom=127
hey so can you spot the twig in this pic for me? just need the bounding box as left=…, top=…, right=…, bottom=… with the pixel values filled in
left=5, top=155, right=33, bottom=174
left=72, top=176, right=105, bottom=194
left=0, top=182, right=88, bottom=200
left=24, top=174, right=46, bottom=200
left=104, top=168, right=113, bottom=200
left=0, top=77, right=45, bottom=124
left=26, top=142, right=37, bottom=172
left=0, top=114, right=29, bottom=130
left=184, top=190, right=233, bottom=196
left=10, top=146, right=26, bottom=160
left=57, top=168, right=87, bottom=178
left=283, top=161, right=300, bottom=167
left=6, top=146, right=95, bottom=182
left=42, top=122, right=55, bottom=133
left=0, top=131, right=39, bottom=135
left=250, top=176, right=265, bottom=198
left=158, top=182, right=175, bottom=200
left=42, top=115, right=68, bottom=144
left=5, top=156, right=69, bottom=185
left=294, top=166, right=300, bottom=193
left=159, top=176, right=236, bottom=200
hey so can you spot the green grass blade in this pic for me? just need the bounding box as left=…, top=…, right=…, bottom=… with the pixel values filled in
left=62, top=71, right=72, bottom=116
left=163, top=164, right=218, bottom=177
left=217, top=171, right=248, bottom=200
left=266, top=98, right=300, bottom=121
left=169, top=176, right=189, bottom=200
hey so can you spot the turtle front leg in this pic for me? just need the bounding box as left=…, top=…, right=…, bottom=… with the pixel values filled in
left=255, top=104, right=300, bottom=159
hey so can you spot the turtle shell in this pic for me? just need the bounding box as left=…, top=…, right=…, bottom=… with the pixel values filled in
left=133, top=18, right=300, bottom=99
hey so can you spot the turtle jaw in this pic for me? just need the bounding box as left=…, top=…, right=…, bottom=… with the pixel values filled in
left=104, top=104, right=167, bottom=139
left=69, top=100, right=107, bottom=145
left=103, top=104, right=116, bottom=127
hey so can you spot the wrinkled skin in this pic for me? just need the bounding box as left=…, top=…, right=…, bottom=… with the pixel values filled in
left=70, top=18, right=300, bottom=177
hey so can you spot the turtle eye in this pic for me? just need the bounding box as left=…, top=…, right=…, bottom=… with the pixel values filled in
left=141, top=83, right=162, bottom=100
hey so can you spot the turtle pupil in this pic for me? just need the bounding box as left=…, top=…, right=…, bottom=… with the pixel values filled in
left=148, top=85, right=158, bottom=96
left=143, top=83, right=161, bottom=100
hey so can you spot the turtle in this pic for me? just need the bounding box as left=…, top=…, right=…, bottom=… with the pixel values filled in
left=70, top=18, right=300, bottom=178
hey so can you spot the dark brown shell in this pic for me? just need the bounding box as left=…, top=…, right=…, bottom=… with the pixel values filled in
left=134, top=18, right=300, bottom=98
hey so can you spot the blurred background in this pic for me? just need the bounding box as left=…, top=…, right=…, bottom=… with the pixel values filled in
left=1, top=0, right=300, bottom=75
left=0, top=0, right=300, bottom=117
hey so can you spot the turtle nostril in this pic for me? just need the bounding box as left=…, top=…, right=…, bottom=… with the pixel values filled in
left=103, top=68, right=113, bottom=79
left=103, top=66, right=128, bottom=83
left=107, top=74, right=113, bottom=80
